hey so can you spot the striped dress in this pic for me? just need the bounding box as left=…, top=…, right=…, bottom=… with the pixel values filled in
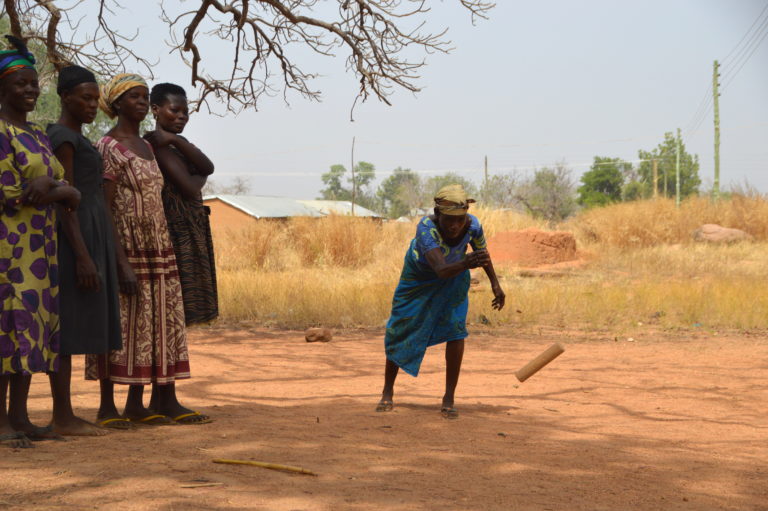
left=85, top=136, right=189, bottom=385
left=161, top=141, right=218, bottom=325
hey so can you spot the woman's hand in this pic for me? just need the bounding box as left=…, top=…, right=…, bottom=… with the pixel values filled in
left=465, top=249, right=491, bottom=269
left=76, top=256, right=101, bottom=292
left=117, top=260, right=138, bottom=295
left=144, top=125, right=176, bottom=149
left=491, top=284, right=506, bottom=311
left=21, top=176, right=56, bottom=205
left=61, top=186, right=81, bottom=212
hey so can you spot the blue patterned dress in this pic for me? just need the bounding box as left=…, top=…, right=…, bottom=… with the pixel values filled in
left=385, top=214, right=487, bottom=376
left=0, top=121, right=65, bottom=375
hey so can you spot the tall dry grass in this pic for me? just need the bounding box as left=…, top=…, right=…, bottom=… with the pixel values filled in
left=568, top=195, right=768, bottom=248
left=212, top=198, right=768, bottom=330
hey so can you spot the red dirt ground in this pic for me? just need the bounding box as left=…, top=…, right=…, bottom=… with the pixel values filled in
left=2, top=326, right=766, bottom=511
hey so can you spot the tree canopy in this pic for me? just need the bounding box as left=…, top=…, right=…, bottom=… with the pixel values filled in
left=637, top=132, right=701, bottom=199
left=577, top=157, right=631, bottom=208
left=3, top=1, right=494, bottom=114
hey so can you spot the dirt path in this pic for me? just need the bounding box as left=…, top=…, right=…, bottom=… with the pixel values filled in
left=2, top=327, right=767, bottom=511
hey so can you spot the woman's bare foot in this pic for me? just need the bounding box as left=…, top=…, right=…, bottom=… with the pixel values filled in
left=51, top=415, right=108, bottom=436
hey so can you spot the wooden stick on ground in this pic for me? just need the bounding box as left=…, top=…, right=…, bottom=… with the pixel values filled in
left=515, top=343, right=565, bottom=382
left=180, top=482, right=225, bottom=488
left=212, top=458, right=318, bottom=476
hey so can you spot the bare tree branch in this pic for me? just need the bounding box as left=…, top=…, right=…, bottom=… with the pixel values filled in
left=4, top=0, right=495, bottom=116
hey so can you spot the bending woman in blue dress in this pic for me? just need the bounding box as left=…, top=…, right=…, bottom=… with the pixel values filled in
left=377, top=184, right=505, bottom=419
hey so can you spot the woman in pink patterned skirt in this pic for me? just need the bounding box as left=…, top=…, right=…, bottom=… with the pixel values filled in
left=87, top=73, right=209, bottom=426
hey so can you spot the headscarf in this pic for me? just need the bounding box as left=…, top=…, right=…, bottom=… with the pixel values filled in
left=434, top=184, right=476, bottom=216
left=0, top=35, right=36, bottom=79
left=98, top=73, right=147, bottom=118
left=57, top=65, right=97, bottom=94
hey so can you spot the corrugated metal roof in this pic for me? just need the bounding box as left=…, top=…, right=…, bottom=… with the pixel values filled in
left=204, top=195, right=323, bottom=218
left=297, top=200, right=381, bottom=217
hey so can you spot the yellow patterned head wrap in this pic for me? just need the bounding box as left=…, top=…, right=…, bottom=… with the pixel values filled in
left=98, top=73, right=147, bottom=118
left=434, top=184, right=476, bottom=216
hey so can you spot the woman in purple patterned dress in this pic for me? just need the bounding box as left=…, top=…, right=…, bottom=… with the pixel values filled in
left=0, top=36, right=80, bottom=448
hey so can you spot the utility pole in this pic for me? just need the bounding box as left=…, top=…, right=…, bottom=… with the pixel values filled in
left=675, top=128, right=681, bottom=208
left=712, top=60, right=721, bottom=201
left=484, top=155, right=488, bottom=189
left=652, top=159, right=658, bottom=198
left=350, top=136, right=356, bottom=216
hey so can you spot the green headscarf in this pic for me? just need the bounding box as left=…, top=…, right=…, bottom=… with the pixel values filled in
left=0, top=35, right=36, bottom=79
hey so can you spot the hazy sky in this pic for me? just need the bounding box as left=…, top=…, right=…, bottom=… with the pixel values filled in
left=69, top=0, right=768, bottom=198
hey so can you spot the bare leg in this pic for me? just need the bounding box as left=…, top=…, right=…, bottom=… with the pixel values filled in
left=9, top=373, right=61, bottom=439
left=0, top=375, right=31, bottom=448
left=442, top=339, right=465, bottom=418
left=96, top=379, right=132, bottom=429
left=123, top=385, right=172, bottom=425
left=151, top=382, right=210, bottom=424
left=97, top=378, right=119, bottom=419
left=49, top=355, right=105, bottom=436
left=376, top=358, right=399, bottom=411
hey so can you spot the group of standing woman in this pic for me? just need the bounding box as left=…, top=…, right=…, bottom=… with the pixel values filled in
left=0, top=36, right=217, bottom=448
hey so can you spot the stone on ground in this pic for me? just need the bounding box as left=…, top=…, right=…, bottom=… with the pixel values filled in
left=305, top=327, right=333, bottom=343
left=692, top=224, right=752, bottom=243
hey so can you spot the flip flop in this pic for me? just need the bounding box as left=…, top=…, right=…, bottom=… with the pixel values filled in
left=375, top=400, right=394, bottom=412
left=133, top=414, right=174, bottom=426
left=0, top=432, right=32, bottom=449
left=173, top=411, right=213, bottom=425
left=441, top=407, right=459, bottom=420
left=98, top=417, right=134, bottom=430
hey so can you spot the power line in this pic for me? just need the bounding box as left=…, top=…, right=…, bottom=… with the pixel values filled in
left=685, top=4, right=768, bottom=138
left=721, top=2, right=768, bottom=70
left=722, top=21, right=768, bottom=91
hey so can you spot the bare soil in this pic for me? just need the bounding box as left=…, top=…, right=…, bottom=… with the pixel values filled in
left=488, top=229, right=578, bottom=267
left=2, top=326, right=766, bottom=511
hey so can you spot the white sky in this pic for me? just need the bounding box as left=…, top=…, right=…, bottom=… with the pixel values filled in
left=64, top=0, right=768, bottom=198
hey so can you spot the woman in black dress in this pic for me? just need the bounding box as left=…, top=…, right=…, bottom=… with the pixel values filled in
left=47, top=66, right=123, bottom=434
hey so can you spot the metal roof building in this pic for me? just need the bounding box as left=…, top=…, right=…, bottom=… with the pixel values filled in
left=203, top=195, right=381, bottom=237
left=204, top=195, right=323, bottom=219
left=297, top=200, right=380, bottom=218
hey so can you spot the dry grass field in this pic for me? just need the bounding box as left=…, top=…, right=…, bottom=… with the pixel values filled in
left=213, top=196, right=768, bottom=331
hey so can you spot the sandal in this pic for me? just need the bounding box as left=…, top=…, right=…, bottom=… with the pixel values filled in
left=173, top=411, right=213, bottom=425
left=98, top=417, right=134, bottom=430
left=440, top=407, right=459, bottom=420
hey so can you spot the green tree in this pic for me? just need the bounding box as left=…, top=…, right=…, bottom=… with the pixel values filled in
left=319, top=164, right=350, bottom=201
left=376, top=167, right=422, bottom=218
left=576, top=157, right=629, bottom=208
left=479, top=173, right=519, bottom=209
left=318, top=161, right=378, bottom=211
left=637, top=132, right=701, bottom=199
left=515, top=164, right=577, bottom=222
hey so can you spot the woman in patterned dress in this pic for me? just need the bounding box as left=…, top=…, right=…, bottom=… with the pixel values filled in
left=144, top=83, right=215, bottom=424
left=146, top=83, right=217, bottom=325
left=0, top=37, right=81, bottom=447
left=86, top=74, right=198, bottom=425
left=376, top=185, right=505, bottom=419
